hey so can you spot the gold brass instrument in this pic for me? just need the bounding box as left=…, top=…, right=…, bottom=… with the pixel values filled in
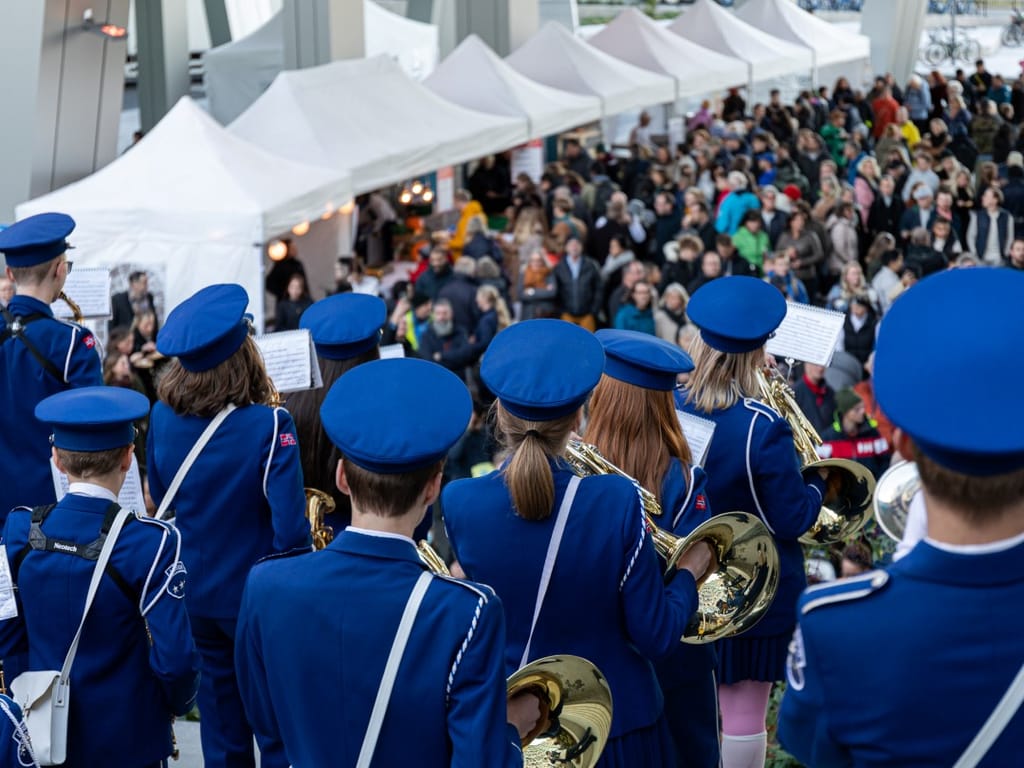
left=416, top=540, right=451, bottom=576
left=566, top=440, right=779, bottom=643
left=305, top=488, right=336, bottom=550
left=507, top=655, right=612, bottom=767
left=756, top=368, right=875, bottom=545
left=58, top=291, right=84, bottom=323
left=873, top=461, right=920, bottom=542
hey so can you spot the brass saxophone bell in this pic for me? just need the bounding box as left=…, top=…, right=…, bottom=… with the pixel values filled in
left=507, top=655, right=612, bottom=768
left=304, top=488, right=336, bottom=551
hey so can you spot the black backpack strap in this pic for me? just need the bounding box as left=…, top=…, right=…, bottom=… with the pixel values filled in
left=0, top=305, right=67, bottom=383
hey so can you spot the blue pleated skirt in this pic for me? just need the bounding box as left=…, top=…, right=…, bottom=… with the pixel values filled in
left=597, top=715, right=677, bottom=767
left=717, top=631, right=791, bottom=684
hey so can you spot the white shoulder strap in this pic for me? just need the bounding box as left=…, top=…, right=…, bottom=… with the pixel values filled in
left=952, top=661, right=1024, bottom=768
left=356, top=570, right=432, bottom=768
left=59, top=508, right=131, bottom=687
left=157, top=404, right=236, bottom=521
left=519, top=475, right=580, bottom=669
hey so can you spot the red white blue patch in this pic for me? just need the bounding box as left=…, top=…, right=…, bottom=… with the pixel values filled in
left=82, top=334, right=95, bottom=349
left=279, top=432, right=297, bottom=447
left=695, top=494, right=707, bottom=511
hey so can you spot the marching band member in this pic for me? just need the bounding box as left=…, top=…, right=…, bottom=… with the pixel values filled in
left=0, top=387, right=199, bottom=767
left=235, top=358, right=538, bottom=767
left=147, top=284, right=309, bottom=768
left=443, top=320, right=713, bottom=766
left=779, top=268, right=1024, bottom=766
left=585, top=329, right=719, bottom=768
left=0, top=693, right=37, bottom=767
left=287, top=292, right=386, bottom=532
left=677, top=277, right=829, bottom=768
left=0, top=213, right=102, bottom=524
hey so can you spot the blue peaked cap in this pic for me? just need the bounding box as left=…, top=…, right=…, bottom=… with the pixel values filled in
left=596, top=329, right=694, bottom=391
left=36, top=387, right=150, bottom=452
left=300, top=293, right=385, bottom=360
left=481, top=319, right=605, bottom=421
left=157, top=284, right=251, bottom=372
left=875, top=268, right=1024, bottom=476
left=321, top=358, right=471, bottom=474
left=0, top=213, right=75, bottom=268
left=687, top=276, right=787, bottom=354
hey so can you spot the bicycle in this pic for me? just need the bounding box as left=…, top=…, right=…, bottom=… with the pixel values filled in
left=921, top=28, right=981, bottom=66
left=1002, top=2, right=1024, bottom=47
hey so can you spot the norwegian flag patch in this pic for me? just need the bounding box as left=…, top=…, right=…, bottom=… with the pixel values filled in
left=82, top=335, right=96, bottom=349
left=695, top=494, right=707, bottom=511
left=279, top=432, right=297, bottom=447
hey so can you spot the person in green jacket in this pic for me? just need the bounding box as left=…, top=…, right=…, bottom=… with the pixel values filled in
left=731, top=210, right=771, bottom=277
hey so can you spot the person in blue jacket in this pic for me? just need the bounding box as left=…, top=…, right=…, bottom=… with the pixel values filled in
left=235, top=357, right=539, bottom=767
left=0, top=693, right=37, bottom=767
left=0, top=386, right=200, bottom=768
left=677, top=276, right=832, bottom=768
left=585, top=329, right=719, bottom=768
left=148, top=284, right=310, bottom=768
left=0, top=213, right=103, bottom=525
left=443, top=319, right=714, bottom=767
left=778, top=268, right=1024, bottom=767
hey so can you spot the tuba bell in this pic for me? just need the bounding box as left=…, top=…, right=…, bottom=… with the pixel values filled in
left=565, top=440, right=779, bottom=643
left=756, top=367, right=875, bottom=545
left=507, top=655, right=612, bottom=767
left=872, top=461, right=920, bottom=542
left=305, top=488, right=336, bottom=551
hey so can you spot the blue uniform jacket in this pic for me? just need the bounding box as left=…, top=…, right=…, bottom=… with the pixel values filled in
left=147, top=402, right=310, bottom=618
left=779, top=537, right=1024, bottom=767
left=0, top=296, right=102, bottom=524
left=0, top=494, right=200, bottom=767
left=235, top=529, right=522, bottom=768
left=443, top=462, right=699, bottom=738
left=0, top=694, right=36, bottom=767
left=653, top=459, right=716, bottom=690
left=676, top=393, right=825, bottom=639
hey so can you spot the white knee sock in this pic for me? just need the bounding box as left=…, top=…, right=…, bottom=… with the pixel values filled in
left=720, top=731, right=767, bottom=768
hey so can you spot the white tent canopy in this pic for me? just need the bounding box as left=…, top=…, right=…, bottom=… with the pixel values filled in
left=229, top=55, right=528, bottom=195
left=204, top=1, right=440, bottom=125
left=735, top=0, right=870, bottom=72
left=423, top=35, right=601, bottom=139
left=505, top=21, right=675, bottom=116
left=587, top=8, right=747, bottom=100
left=17, top=98, right=351, bottom=328
left=668, top=0, right=814, bottom=86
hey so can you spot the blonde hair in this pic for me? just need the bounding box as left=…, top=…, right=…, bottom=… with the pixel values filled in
left=476, top=284, right=511, bottom=331
left=684, top=334, right=763, bottom=413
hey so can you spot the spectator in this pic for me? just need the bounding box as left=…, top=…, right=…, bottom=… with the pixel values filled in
left=680, top=199, right=718, bottom=253
left=1009, top=237, right=1024, bottom=270
left=904, top=75, right=931, bottom=134
left=414, top=246, right=455, bottom=301
left=1002, top=152, right=1024, bottom=227
left=383, top=293, right=431, bottom=354
left=600, top=235, right=638, bottom=296
left=900, top=185, right=937, bottom=243
left=764, top=250, right=810, bottom=304
left=553, top=235, right=602, bottom=331
left=654, top=282, right=689, bottom=342
left=966, top=185, right=1015, bottom=265
left=589, top=194, right=639, bottom=264
left=562, top=139, right=592, bottom=182
left=839, top=540, right=874, bottom=578
left=794, top=362, right=837, bottom=436
left=970, top=100, right=1001, bottom=158
left=111, top=270, right=158, bottom=332
left=686, top=250, right=724, bottom=296
left=273, top=273, right=312, bottom=332
left=265, top=238, right=307, bottom=304
left=715, top=171, right=761, bottom=236
left=418, top=298, right=473, bottom=374
left=871, top=250, right=904, bottom=314
left=518, top=248, right=558, bottom=320
left=820, top=109, right=849, bottom=169
left=776, top=208, right=825, bottom=300
left=613, top=279, right=656, bottom=335
left=436, top=257, right=479, bottom=334
left=871, top=86, right=900, bottom=140
left=449, top=189, right=486, bottom=258
left=867, top=174, right=904, bottom=241
left=853, top=156, right=880, bottom=229
left=462, top=215, right=503, bottom=263
left=628, top=111, right=656, bottom=155
left=661, top=234, right=702, bottom=294
left=896, top=106, right=922, bottom=150
left=731, top=209, right=770, bottom=276
left=468, top=284, right=511, bottom=360
left=607, top=259, right=647, bottom=322
left=927, top=217, right=961, bottom=273
left=760, top=185, right=790, bottom=248
left=0, top=276, right=13, bottom=308
left=839, top=295, right=878, bottom=372
left=827, top=263, right=879, bottom=315
left=901, top=152, right=940, bottom=203
left=988, top=74, right=1012, bottom=106
left=651, top=191, right=681, bottom=264
left=969, top=59, right=993, bottom=105
left=818, top=388, right=891, bottom=479
left=826, top=201, right=860, bottom=277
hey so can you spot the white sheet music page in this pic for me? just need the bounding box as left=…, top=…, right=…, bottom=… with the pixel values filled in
left=51, top=267, right=112, bottom=319
left=50, top=454, right=146, bottom=514
left=676, top=410, right=716, bottom=468
left=257, top=329, right=322, bottom=393
left=765, top=303, right=845, bottom=367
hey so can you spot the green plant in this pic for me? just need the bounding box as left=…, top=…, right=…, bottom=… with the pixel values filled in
left=767, top=683, right=805, bottom=767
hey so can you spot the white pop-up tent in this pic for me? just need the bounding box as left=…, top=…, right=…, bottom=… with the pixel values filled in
left=204, top=1, right=440, bottom=125
left=668, top=0, right=814, bottom=88
left=16, top=98, right=351, bottom=328
left=587, top=8, right=747, bottom=100
left=423, top=35, right=601, bottom=139
left=735, top=0, right=870, bottom=77
left=505, top=21, right=676, bottom=116
left=229, top=55, right=528, bottom=195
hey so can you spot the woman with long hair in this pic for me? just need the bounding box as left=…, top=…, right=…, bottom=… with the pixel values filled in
left=148, top=284, right=309, bottom=768
left=586, top=330, right=719, bottom=768
left=443, top=320, right=713, bottom=766
left=678, top=277, right=834, bottom=768
left=287, top=292, right=385, bottom=531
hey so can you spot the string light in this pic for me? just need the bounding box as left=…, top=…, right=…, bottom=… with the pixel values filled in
left=291, top=221, right=310, bottom=237
left=268, top=240, right=288, bottom=261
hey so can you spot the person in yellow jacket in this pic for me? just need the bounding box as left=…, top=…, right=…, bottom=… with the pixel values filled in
left=449, top=190, right=484, bottom=259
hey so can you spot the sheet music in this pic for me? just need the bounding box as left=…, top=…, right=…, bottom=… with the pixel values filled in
left=51, top=267, right=112, bottom=319
left=676, top=410, right=716, bottom=468
left=50, top=454, right=147, bottom=514
left=379, top=343, right=406, bottom=360
left=765, top=303, right=845, bottom=367
left=256, top=329, right=322, bottom=393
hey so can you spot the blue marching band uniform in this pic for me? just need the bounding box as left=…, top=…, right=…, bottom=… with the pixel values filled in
left=0, top=211, right=1020, bottom=767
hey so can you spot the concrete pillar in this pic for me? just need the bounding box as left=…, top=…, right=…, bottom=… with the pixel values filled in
left=282, top=0, right=364, bottom=70
left=0, top=0, right=130, bottom=221
left=860, top=0, right=927, bottom=85
left=203, top=0, right=232, bottom=46
left=136, top=0, right=190, bottom=131
left=454, top=0, right=538, bottom=56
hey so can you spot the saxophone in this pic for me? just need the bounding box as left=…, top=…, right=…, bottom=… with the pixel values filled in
left=58, top=291, right=84, bottom=323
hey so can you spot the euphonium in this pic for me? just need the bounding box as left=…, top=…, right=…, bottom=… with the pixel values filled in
left=756, top=367, right=876, bottom=545
left=58, top=291, right=84, bottom=323
left=507, top=655, right=612, bottom=767
left=872, top=461, right=920, bottom=542
left=416, top=540, right=451, bottom=576
left=305, top=488, right=336, bottom=550
left=565, top=440, right=779, bottom=643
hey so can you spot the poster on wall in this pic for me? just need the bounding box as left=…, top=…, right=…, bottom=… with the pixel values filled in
left=511, top=139, right=544, bottom=184
left=436, top=166, right=455, bottom=212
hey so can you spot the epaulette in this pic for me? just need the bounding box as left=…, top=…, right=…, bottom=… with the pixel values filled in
left=743, top=397, right=780, bottom=421
left=799, top=570, right=889, bottom=615
left=435, top=573, right=492, bottom=603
